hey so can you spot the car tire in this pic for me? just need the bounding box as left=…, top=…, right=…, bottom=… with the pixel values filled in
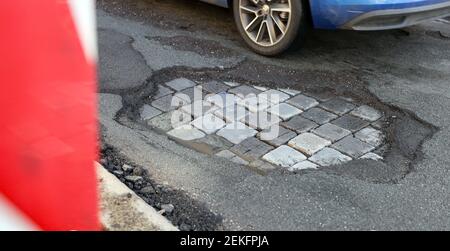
left=232, top=0, right=308, bottom=56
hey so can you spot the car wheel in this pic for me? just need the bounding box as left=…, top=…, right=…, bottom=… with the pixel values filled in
left=232, top=0, right=307, bottom=56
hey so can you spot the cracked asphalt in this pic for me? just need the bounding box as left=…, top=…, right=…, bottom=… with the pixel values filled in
left=97, top=0, right=450, bottom=230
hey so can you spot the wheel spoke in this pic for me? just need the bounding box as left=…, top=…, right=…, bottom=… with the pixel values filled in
left=240, top=5, right=258, bottom=14
left=256, top=21, right=265, bottom=42
left=271, top=3, right=290, bottom=13
left=271, top=14, right=286, bottom=34
left=245, top=16, right=262, bottom=32
left=265, top=17, right=277, bottom=45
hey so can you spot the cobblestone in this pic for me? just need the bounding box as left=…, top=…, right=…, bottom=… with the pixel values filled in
left=140, top=104, right=162, bottom=121
left=229, top=85, right=262, bottom=99
left=289, top=160, right=319, bottom=172
left=262, top=145, right=307, bottom=167
left=267, top=103, right=302, bottom=121
left=202, top=80, right=230, bottom=94
left=281, top=116, right=318, bottom=133
left=167, top=125, right=205, bottom=141
left=152, top=85, right=174, bottom=99
left=258, top=126, right=297, bottom=147
left=216, top=122, right=258, bottom=144
left=301, top=107, right=338, bottom=125
left=332, top=136, right=375, bottom=158
left=165, top=78, right=196, bottom=91
left=151, top=94, right=189, bottom=112
left=355, top=127, right=384, bottom=147
left=309, top=147, right=352, bottom=166
left=288, top=133, right=331, bottom=156
left=312, top=123, right=351, bottom=142
left=319, top=98, right=356, bottom=115
left=287, top=94, right=319, bottom=110
left=332, top=114, right=371, bottom=132
left=351, top=105, right=383, bottom=121
left=191, top=114, right=226, bottom=134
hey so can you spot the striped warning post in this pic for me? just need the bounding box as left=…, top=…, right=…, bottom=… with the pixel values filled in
left=0, top=0, right=99, bottom=230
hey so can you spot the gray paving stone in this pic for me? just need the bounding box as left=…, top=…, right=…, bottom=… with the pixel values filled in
left=216, top=122, right=258, bottom=144
left=191, top=113, right=226, bottom=134
left=202, top=80, right=230, bottom=94
left=151, top=85, right=174, bottom=99
left=197, top=134, right=234, bottom=151
left=253, top=86, right=269, bottom=91
left=147, top=110, right=191, bottom=132
left=262, top=145, right=307, bottom=167
left=151, top=94, right=190, bottom=112
left=281, top=116, right=318, bottom=133
left=214, top=104, right=248, bottom=123
left=267, top=103, right=302, bottom=121
left=231, top=137, right=274, bottom=161
left=319, top=98, right=356, bottom=115
left=231, top=155, right=249, bottom=165
left=301, top=107, right=338, bottom=125
left=248, top=160, right=277, bottom=173
left=355, top=126, right=384, bottom=147
left=258, top=89, right=291, bottom=104
left=176, top=86, right=205, bottom=103
left=312, top=123, right=351, bottom=142
left=228, top=85, right=262, bottom=99
left=241, top=111, right=281, bottom=130
left=288, top=133, right=332, bottom=156
left=215, top=149, right=236, bottom=159
left=165, top=78, right=196, bottom=91
left=279, top=88, right=301, bottom=96
left=258, top=126, right=297, bottom=147
left=309, top=147, right=352, bottom=166
left=181, top=100, right=218, bottom=119
left=304, top=91, right=334, bottom=102
left=331, top=114, right=370, bottom=132
left=237, top=94, right=272, bottom=113
left=351, top=105, right=383, bottom=121
left=224, top=81, right=240, bottom=87
left=371, top=119, right=385, bottom=129
left=360, top=152, right=383, bottom=161
left=167, top=125, right=205, bottom=141
left=332, top=136, right=375, bottom=158
left=206, top=92, right=241, bottom=108
left=287, top=94, right=319, bottom=110
left=140, top=105, right=162, bottom=121
left=289, top=160, right=318, bottom=172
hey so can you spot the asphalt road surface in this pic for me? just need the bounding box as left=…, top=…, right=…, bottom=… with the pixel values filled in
left=97, top=0, right=450, bottom=230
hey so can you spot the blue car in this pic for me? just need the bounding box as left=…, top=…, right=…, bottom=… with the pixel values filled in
left=202, top=0, right=450, bottom=55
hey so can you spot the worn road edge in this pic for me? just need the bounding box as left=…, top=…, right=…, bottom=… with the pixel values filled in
left=97, top=162, right=178, bottom=231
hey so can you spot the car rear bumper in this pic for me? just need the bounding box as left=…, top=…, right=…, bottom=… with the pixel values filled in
left=341, top=1, right=450, bottom=30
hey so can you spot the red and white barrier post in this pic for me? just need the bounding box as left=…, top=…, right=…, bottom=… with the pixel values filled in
left=0, top=0, right=99, bottom=230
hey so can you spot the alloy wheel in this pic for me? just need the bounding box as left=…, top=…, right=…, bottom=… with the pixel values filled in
left=238, top=0, right=292, bottom=47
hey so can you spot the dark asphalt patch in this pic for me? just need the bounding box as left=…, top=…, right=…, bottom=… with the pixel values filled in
left=97, top=0, right=237, bottom=38
left=100, top=145, right=224, bottom=231
left=148, top=35, right=239, bottom=59
left=98, top=28, right=152, bottom=91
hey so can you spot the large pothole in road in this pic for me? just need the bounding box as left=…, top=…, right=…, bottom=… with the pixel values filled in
left=110, top=62, right=435, bottom=184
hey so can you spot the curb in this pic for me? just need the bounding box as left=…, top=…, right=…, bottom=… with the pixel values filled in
left=97, top=162, right=178, bottom=231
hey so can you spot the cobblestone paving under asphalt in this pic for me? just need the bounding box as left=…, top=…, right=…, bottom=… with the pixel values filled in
left=142, top=78, right=385, bottom=172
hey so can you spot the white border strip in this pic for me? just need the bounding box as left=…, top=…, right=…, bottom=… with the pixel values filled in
left=68, top=0, right=98, bottom=62
left=0, top=193, right=38, bottom=231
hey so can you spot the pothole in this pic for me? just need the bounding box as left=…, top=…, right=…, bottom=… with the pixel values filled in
left=109, top=62, right=434, bottom=184
left=137, top=77, right=387, bottom=172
